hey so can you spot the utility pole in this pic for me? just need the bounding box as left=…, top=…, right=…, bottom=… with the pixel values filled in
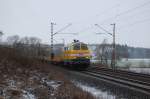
left=0, top=31, right=3, bottom=42
left=111, top=23, right=116, bottom=70
left=50, top=22, right=76, bottom=61
left=95, top=23, right=117, bottom=70
left=51, top=22, right=56, bottom=60
left=62, top=38, right=65, bottom=46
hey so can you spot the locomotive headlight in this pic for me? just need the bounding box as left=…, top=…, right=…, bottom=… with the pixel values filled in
left=73, top=56, right=77, bottom=59
left=86, top=56, right=89, bottom=58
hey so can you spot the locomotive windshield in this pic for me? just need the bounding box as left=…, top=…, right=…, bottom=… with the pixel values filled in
left=73, top=43, right=88, bottom=50
left=73, top=43, right=80, bottom=50
left=81, top=44, right=88, bottom=50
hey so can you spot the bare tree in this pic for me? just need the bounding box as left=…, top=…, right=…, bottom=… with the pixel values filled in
left=7, top=35, right=20, bottom=46
left=95, top=39, right=109, bottom=66
left=0, top=31, right=4, bottom=42
left=20, top=37, right=30, bottom=45
left=101, top=39, right=109, bottom=65
left=0, top=31, right=3, bottom=36
left=19, top=36, right=42, bottom=57
left=29, top=37, right=41, bottom=45
left=29, top=37, right=41, bottom=57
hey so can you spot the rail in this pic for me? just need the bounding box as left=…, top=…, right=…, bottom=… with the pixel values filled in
left=81, top=67, right=150, bottom=95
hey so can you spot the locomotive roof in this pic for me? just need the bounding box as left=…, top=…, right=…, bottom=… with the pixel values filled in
left=72, top=41, right=86, bottom=45
left=64, top=42, right=87, bottom=47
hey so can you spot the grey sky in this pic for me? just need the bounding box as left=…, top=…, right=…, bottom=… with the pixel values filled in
left=0, top=0, right=150, bottom=48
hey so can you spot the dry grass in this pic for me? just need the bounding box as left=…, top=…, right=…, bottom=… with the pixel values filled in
left=0, top=46, right=96, bottom=99
left=55, top=81, right=95, bottom=99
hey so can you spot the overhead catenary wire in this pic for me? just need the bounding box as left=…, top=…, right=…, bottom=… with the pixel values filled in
left=72, top=1, right=150, bottom=36
left=76, top=25, right=95, bottom=34
left=116, top=1, right=150, bottom=18
left=100, top=0, right=150, bottom=24
left=117, top=9, right=150, bottom=30
left=67, top=4, right=121, bottom=35
left=71, top=4, right=121, bottom=25
left=95, top=24, right=111, bottom=34
left=53, top=23, right=72, bottom=35
left=93, top=1, right=150, bottom=40
left=116, top=8, right=150, bottom=22
left=118, top=18, right=150, bottom=30
left=51, top=1, right=150, bottom=45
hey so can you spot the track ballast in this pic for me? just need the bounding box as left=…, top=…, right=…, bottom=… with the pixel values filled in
left=81, top=66, right=150, bottom=96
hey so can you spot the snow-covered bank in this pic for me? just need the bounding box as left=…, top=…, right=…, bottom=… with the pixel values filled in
left=91, top=59, right=150, bottom=68
left=73, top=81, right=115, bottom=99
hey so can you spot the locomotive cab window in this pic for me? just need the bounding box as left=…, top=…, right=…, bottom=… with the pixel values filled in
left=64, top=47, right=68, bottom=51
left=81, top=44, right=88, bottom=50
left=73, top=43, right=80, bottom=50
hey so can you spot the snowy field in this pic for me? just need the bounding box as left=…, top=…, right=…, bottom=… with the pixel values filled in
left=116, top=58, right=150, bottom=68
left=91, top=59, right=150, bottom=67
left=73, top=81, right=116, bottom=99
left=91, top=59, right=150, bottom=74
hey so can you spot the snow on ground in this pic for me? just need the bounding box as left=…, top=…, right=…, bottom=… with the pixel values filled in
left=92, top=59, right=150, bottom=74
left=72, top=80, right=116, bottom=99
left=0, top=73, right=62, bottom=99
left=128, top=67, right=150, bottom=74
left=91, top=59, right=150, bottom=68
left=22, top=90, right=36, bottom=99
left=117, top=58, right=150, bottom=67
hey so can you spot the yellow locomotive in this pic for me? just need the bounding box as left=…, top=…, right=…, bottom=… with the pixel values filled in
left=51, top=40, right=91, bottom=69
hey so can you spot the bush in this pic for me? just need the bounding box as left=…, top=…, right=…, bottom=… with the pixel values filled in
left=124, top=62, right=131, bottom=69
left=139, top=61, right=147, bottom=68
left=0, top=44, right=96, bottom=99
left=149, top=62, right=150, bottom=67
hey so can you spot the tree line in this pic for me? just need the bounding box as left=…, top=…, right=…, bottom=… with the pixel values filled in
left=0, top=32, right=49, bottom=62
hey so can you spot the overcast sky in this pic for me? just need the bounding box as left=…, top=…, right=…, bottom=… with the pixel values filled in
left=0, top=0, right=150, bottom=48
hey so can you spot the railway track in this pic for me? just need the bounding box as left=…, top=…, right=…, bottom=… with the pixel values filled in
left=81, top=67, right=150, bottom=95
